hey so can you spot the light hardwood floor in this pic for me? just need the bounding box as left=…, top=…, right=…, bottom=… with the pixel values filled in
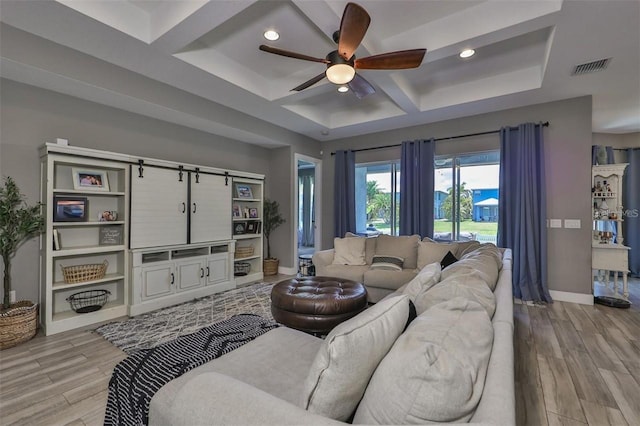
left=1, top=275, right=639, bottom=425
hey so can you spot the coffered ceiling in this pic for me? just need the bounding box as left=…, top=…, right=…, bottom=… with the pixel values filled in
left=1, top=1, right=638, bottom=147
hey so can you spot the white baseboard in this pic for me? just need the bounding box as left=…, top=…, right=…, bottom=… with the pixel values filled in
left=278, top=266, right=297, bottom=276
left=549, top=290, right=594, bottom=305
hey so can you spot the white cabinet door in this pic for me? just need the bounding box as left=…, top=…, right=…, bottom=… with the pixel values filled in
left=191, top=173, right=231, bottom=243
left=176, top=259, right=205, bottom=291
left=206, top=253, right=229, bottom=285
left=141, top=263, right=174, bottom=300
left=131, top=166, right=188, bottom=249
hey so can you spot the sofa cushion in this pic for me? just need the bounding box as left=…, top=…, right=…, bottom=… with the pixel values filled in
left=400, top=262, right=441, bottom=302
left=321, top=264, right=369, bottom=283
left=456, top=240, right=482, bottom=257
left=345, top=232, right=377, bottom=264
left=414, top=271, right=496, bottom=318
left=441, top=246, right=501, bottom=291
left=440, top=250, right=458, bottom=268
left=332, top=237, right=366, bottom=265
left=363, top=269, right=418, bottom=292
left=462, top=243, right=503, bottom=269
left=353, top=298, right=494, bottom=425
left=301, top=295, right=410, bottom=421
left=375, top=234, right=420, bottom=269
left=370, top=255, right=404, bottom=271
left=417, top=240, right=457, bottom=270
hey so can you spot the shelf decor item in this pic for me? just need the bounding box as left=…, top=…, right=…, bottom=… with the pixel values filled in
left=263, top=198, right=285, bottom=276
left=0, top=176, right=45, bottom=349
left=72, top=168, right=110, bottom=191
left=61, top=260, right=108, bottom=284
left=235, top=246, right=254, bottom=259
left=234, top=262, right=251, bottom=277
left=53, top=195, right=88, bottom=222
left=235, top=184, right=253, bottom=199
left=66, top=289, right=111, bottom=313
left=99, top=226, right=123, bottom=245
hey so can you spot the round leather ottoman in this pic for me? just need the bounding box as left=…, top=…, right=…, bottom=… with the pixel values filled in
left=271, top=277, right=367, bottom=334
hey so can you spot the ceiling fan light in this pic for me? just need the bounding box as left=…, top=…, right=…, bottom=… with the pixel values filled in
left=263, top=30, right=279, bottom=41
left=337, top=85, right=349, bottom=93
left=459, top=49, right=475, bottom=58
left=326, top=64, right=355, bottom=84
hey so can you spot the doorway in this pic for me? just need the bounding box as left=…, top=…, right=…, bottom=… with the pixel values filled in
left=294, top=154, right=321, bottom=266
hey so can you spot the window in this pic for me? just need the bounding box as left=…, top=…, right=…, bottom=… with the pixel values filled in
left=434, top=151, right=499, bottom=243
left=355, top=162, right=400, bottom=235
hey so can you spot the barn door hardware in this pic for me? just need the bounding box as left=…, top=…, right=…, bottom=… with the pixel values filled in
left=137, top=160, right=144, bottom=178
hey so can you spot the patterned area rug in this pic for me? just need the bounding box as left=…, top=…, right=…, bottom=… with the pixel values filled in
left=95, top=282, right=274, bottom=353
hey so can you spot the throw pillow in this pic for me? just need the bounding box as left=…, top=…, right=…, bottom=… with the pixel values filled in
left=441, top=250, right=458, bottom=268
left=455, top=240, right=482, bottom=258
left=353, top=298, right=494, bottom=425
left=417, top=240, right=457, bottom=270
left=370, top=255, right=404, bottom=271
left=375, top=234, right=420, bottom=269
left=300, top=295, right=410, bottom=421
left=345, top=232, right=377, bottom=264
left=332, top=237, right=366, bottom=266
left=401, top=262, right=441, bottom=302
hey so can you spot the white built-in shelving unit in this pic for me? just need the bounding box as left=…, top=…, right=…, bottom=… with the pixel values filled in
left=232, top=178, right=264, bottom=286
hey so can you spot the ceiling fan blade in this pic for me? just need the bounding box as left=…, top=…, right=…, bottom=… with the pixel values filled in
left=291, top=73, right=326, bottom=91
left=355, top=49, right=426, bottom=70
left=348, top=73, right=376, bottom=99
left=337, top=2, right=371, bottom=60
left=259, top=45, right=330, bottom=64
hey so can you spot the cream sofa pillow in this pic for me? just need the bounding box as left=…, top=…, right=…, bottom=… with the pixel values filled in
left=401, top=262, right=441, bottom=302
left=300, top=295, right=410, bottom=421
left=417, top=240, right=457, bottom=270
left=345, top=232, right=377, bottom=264
left=375, top=234, right=420, bottom=269
left=353, top=298, right=493, bottom=425
left=414, top=272, right=496, bottom=318
left=332, top=237, right=366, bottom=265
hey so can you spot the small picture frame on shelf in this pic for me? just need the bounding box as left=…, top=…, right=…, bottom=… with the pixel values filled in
left=232, top=204, right=242, bottom=218
left=248, top=208, right=258, bottom=218
left=99, top=226, right=123, bottom=245
left=72, top=168, right=110, bottom=192
left=53, top=195, right=88, bottom=222
left=98, top=211, right=118, bottom=221
left=233, top=222, right=247, bottom=235
left=246, top=221, right=256, bottom=233
left=235, top=184, right=253, bottom=199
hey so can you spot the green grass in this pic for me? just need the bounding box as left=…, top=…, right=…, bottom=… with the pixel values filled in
left=369, top=219, right=497, bottom=236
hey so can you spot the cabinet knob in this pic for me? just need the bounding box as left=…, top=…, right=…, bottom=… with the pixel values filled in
left=193, top=203, right=197, bottom=214
left=206, top=266, right=210, bottom=277
left=181, top=202, right=186, bottom=213
left=170, top=273, right=175, bottom=285
left=200, top=268, right=204, bottom=278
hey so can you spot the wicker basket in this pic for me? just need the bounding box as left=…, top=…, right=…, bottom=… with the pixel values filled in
left=263, top=258, right=279, bottom=276
left=0, top=301, right=38, bottom=350
left=235, top=246, right=254, bottom=259
left=234, top=262, right=251, bottom=276
left=61, top=260, right=108, bottom=284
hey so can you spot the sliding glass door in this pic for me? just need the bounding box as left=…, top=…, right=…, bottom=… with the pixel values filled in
left=355, top=161, right=400, bottom=235
left=434, top=151, right=499, bottom=242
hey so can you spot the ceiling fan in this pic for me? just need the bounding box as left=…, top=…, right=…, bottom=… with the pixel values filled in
left=259, top=2, right=426, bottom=99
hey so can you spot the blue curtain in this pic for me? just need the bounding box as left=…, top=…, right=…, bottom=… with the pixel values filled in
left=498, top=123, right=552, bottom=303
left=334, top=150, right=356, bottom=237
left=592, top=145, right=615, bottom=165
left=624, top=148, right=640, bottom=277
left=399, top=139, right=435, bottom=237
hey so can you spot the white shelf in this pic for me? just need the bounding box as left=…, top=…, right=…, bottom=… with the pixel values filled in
left=592, top=243, right=631, bottom=250
left=233, top=217, right=261, bottom=221
left=592, top=192, right=616, bottom=198
left=233, top=234, right=262, bottom=240
left=235, top=255, right=261, bottom=261
left=235, top=272, right=264, bottom=286
left=52, top=301, right=126, bottom=322
left=52, top=273, right=125, bottom=291
left=232, top=198, right=260, bottom=202
left=52, top=245, right=125, bottom=257
left=54, top=221, right=125, bottom=227
left=53, top=189, right=126, bottom=196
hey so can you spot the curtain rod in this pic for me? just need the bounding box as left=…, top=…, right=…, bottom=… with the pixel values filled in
left=330, top=121, right=549, bottom=155
left=612, top=147, right=640, bottom=150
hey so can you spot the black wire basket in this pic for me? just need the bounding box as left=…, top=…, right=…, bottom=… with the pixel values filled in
left=66, top=289, right=111, bottom=313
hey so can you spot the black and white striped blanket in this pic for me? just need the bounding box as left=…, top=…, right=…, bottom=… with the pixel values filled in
left=104, top=314, right=278, bottom=426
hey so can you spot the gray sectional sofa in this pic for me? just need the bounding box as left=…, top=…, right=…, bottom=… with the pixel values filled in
left=149, top=244, right=514, bottom=426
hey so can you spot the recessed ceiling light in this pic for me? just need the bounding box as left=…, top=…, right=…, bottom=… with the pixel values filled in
left=337, top=85, right=349, bottom=93
left=459, top=49, right=475, bottom=58
left=321, top=130, right=329, bottom=135
left=263, top=30, right=279, bottom=41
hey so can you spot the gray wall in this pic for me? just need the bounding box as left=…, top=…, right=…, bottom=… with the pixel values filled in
left=0, top=79, right=319, bottom=303
left=320, top=96, right=594, bottom=296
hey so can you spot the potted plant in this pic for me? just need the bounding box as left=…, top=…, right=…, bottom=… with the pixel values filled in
left=1, top=177, right=45, bottom=349
left=262, top=198, right=285, bottom=276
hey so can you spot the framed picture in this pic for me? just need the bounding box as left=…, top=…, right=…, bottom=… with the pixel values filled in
left=233, top=222, right=246, bottom=235
left=246, top=221, right=256, bottom=233
left=99, top=226, right=123, bottom=245
left=235, top=184, right=253, bottom=199
left=72, top=168, right=110, bottom=192
left=248, top=208, right=259, bottom=218
left=232, top=204, right=242, bottom=218
left=98, top=211, right=118, bottom=221
left=53, top=196, right=88, bottom=222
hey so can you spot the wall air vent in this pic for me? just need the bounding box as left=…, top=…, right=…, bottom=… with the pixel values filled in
left=571, top=58, right=611, bottom=76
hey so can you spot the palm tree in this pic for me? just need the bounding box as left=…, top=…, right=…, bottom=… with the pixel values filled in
left=441, top=182, right=473, bottom=221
